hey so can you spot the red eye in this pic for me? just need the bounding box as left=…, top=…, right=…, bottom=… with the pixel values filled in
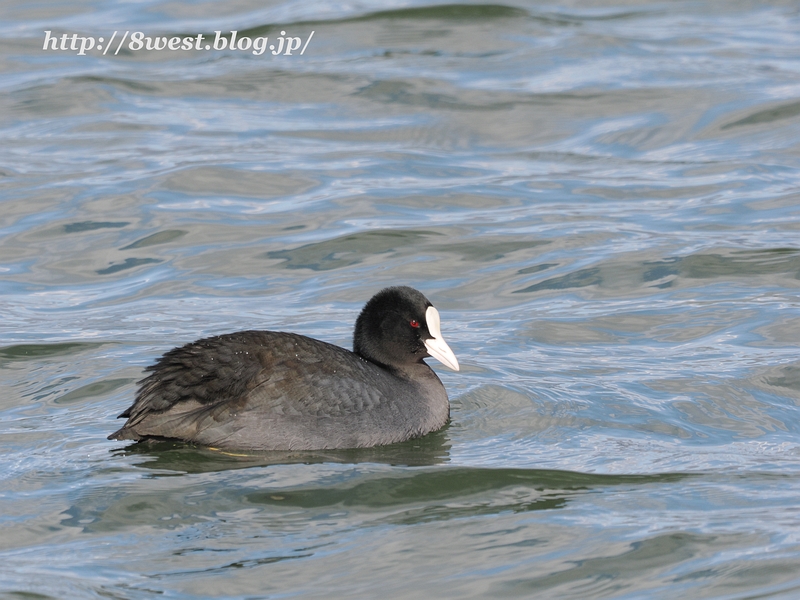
left=410, top=319, right=420, bottom=328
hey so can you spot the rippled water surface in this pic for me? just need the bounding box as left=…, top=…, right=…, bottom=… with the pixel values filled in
left=2, top=1, right=800, bottom=598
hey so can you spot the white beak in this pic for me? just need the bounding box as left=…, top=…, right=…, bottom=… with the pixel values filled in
left=422, top=306, right=460, bottom=371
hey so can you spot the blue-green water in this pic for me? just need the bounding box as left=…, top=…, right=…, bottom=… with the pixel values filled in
left=2, top=1, right=800, bottom=598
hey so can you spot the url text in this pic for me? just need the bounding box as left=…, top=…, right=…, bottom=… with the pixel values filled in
left=42, top=30, right=315, bottom=56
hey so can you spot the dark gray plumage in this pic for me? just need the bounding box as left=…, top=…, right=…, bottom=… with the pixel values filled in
left=108, top=286, right=460, bottom=451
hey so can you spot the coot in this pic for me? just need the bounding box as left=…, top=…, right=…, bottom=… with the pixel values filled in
left=108, top=286, right=459, bottom=451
